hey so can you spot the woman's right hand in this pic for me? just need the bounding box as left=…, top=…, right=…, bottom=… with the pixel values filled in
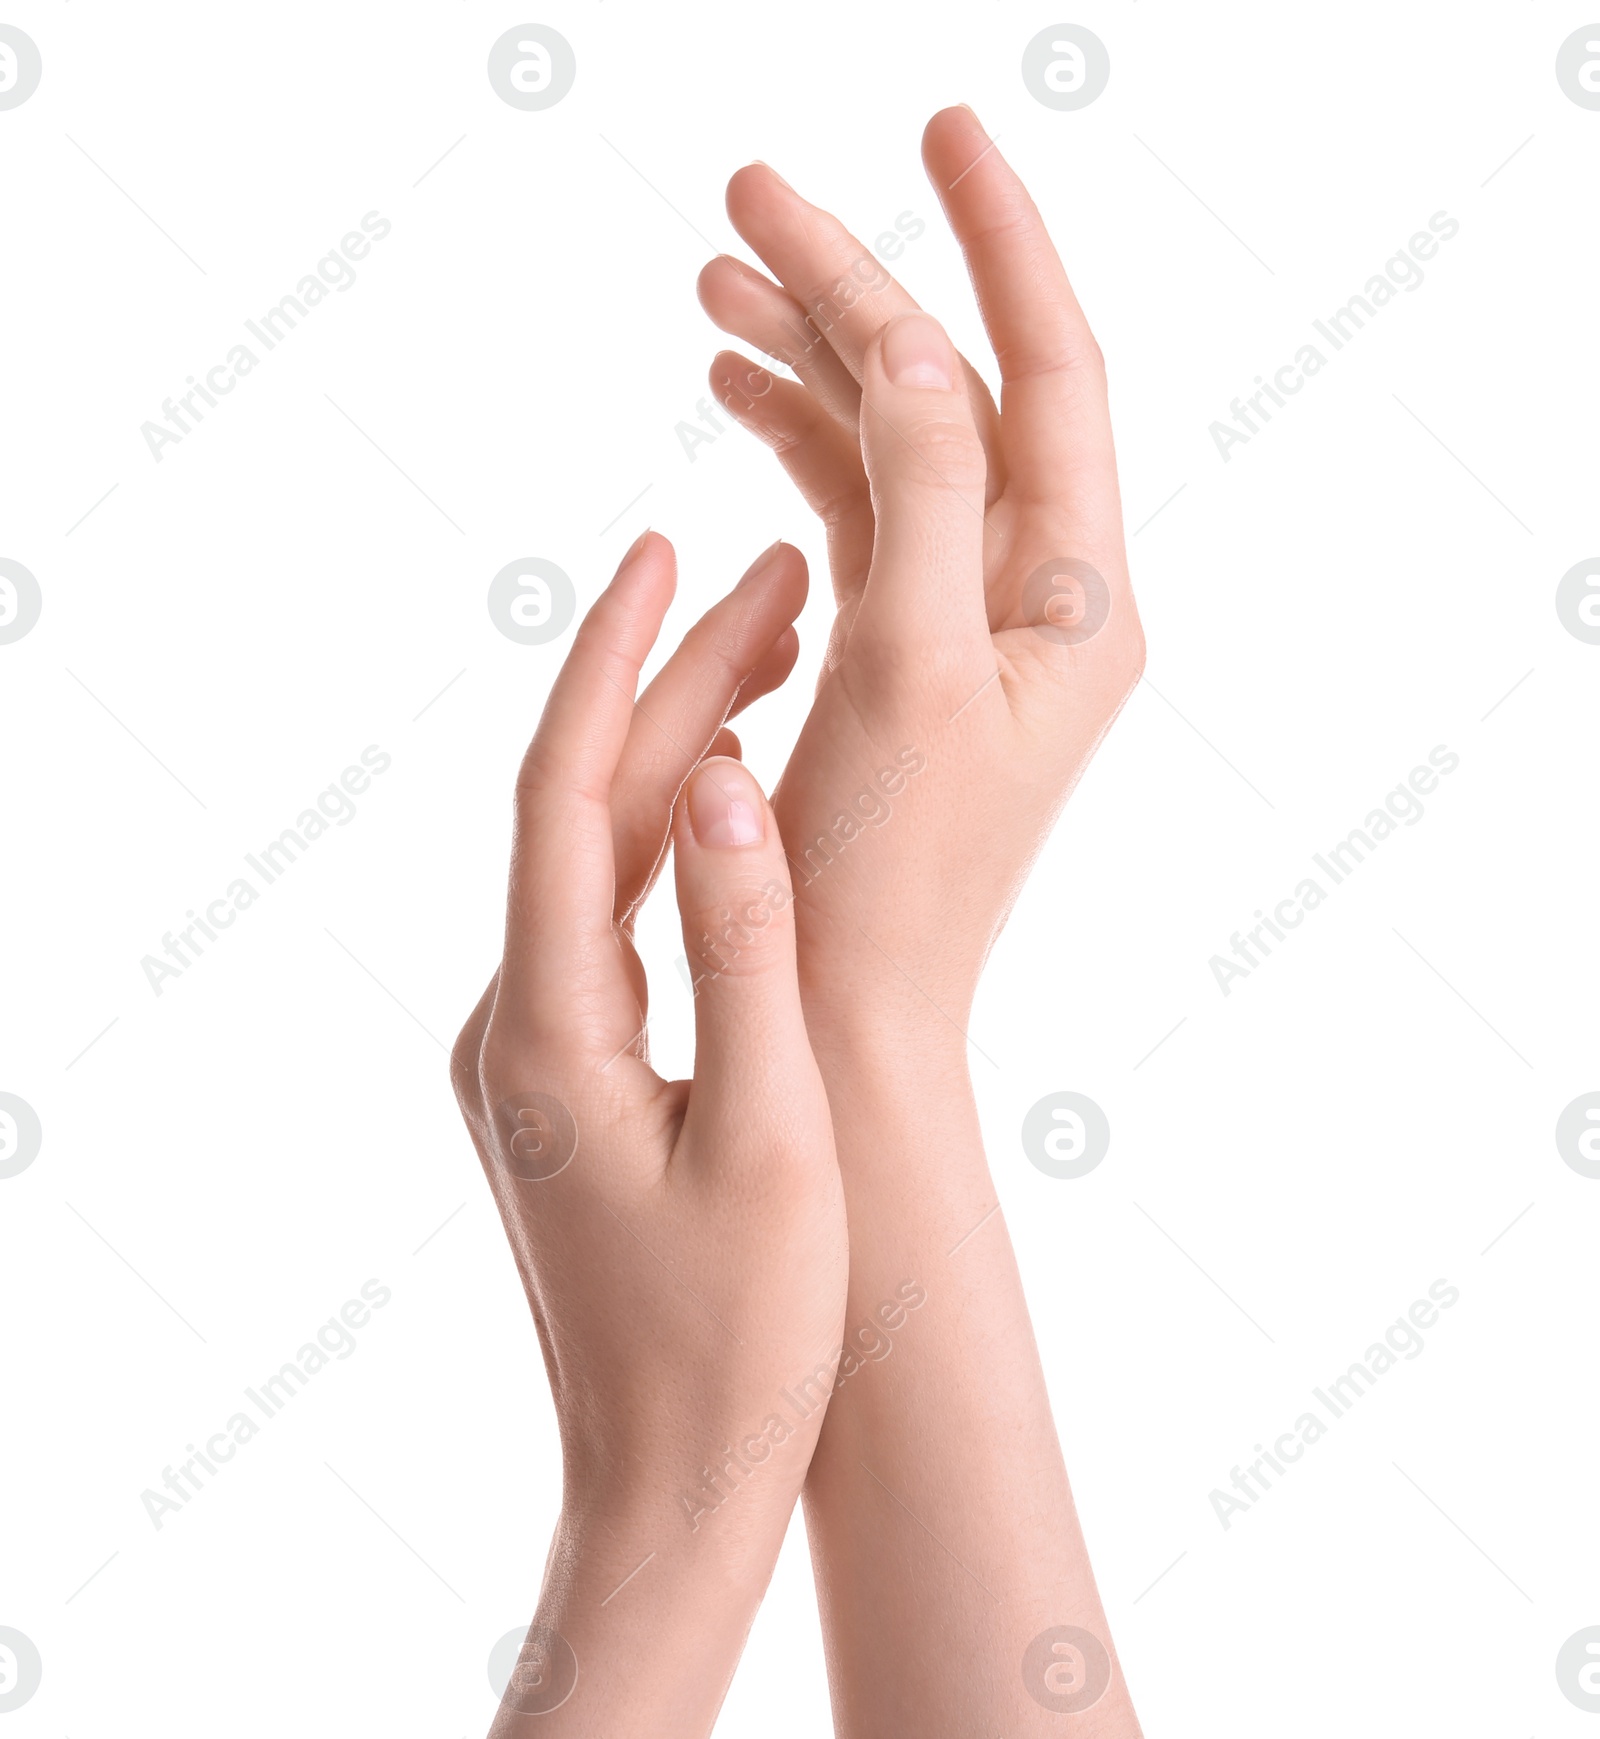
left=698, top=107, right=1145, bottom=1034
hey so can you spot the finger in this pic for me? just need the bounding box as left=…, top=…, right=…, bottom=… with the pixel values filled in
left=708, top=726, right=740, bottom=759
left=699, top=256, right=863, bottom=426
left=672, top=757, right=812, bottom=1107
left=501, top=532, right=674, bottom=1035
left=853, top=312, right=993, bottom=675
left=722, top=166, right=1008, bottom=496
left=709, top=349, right=874, bottom=600
left=921, top=106, right=1118, bottom=518
left=610, top=543, right=807, bottom=922
left=727, top=630, right=799, bottom=724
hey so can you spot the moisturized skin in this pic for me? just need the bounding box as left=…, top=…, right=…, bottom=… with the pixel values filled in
left=697, top=107, right=1146, bottom=1734
left=451, top=534, right=848, bottom=1736
left=455, top=104, right=1146, bottom=1736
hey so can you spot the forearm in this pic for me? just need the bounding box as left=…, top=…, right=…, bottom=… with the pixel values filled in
left=802, top=1016, right=1141, bottom=1736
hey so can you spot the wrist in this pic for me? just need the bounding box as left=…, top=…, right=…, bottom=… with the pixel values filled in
left=493, top=1500, right=787, bottom=1736
left=557, top=1437, right=803, bottom=1593
left=802, top=991, right=976, bottom=1092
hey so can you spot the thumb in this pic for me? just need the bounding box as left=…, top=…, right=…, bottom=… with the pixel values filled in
left=674, top=756, right=810, bottom=1098
left=854, top=310, right=991, bottom=667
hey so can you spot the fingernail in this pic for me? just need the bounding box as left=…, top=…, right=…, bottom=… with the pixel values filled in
left=882, top=313, right=953, bottom=390
left=737, top=540, right=786, bottom=588
left=623, top=528, right=652, bottom=562
left=687, top=757, right=765, bottom=848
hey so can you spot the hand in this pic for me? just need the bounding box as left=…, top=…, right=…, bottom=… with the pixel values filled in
left=694, top=111, right=1147, bottom=1736
left=450, top=533, right=847, bottom=1736
left=699, top=106, right=1144, bottom=1031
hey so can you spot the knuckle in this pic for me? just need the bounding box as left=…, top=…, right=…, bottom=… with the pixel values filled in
left=1079, top=605, right=1146, bottom=707
left=714, top=357, right=777, bottom=413
left=886, top=416, right=988, bottom=493
left=996, top=334, right=1108, bottom=399
left=513, top=765, right=603, bottom=827
left=767, top=423, right=809, bottom=459
left=449, top=1023, right=483, bottom=1114
left=800, top=256, right=891, bottom=333
left=698, top=612, right=759, bottom=688
left=1099, top=585, right=1145, bottom=669
left=478, top=1018, right=578, bottom=1096
left=813, top=480, right=873, bottom=536
left=681, top=880, right=794, bottom=984
left=512, top=745, right=559, bottom=806
left=475, top=1038, right=588, bottom=1186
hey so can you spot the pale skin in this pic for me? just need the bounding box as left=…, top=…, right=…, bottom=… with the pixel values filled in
left=453, top=105, right=1144, bottom=1734
left=451, top=534, right=849, bottom=1736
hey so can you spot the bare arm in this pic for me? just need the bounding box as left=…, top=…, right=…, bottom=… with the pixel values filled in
left=698, top=107, right=1145, bottom=1733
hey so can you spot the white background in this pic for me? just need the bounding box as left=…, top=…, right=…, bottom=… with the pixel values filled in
left=2, top=3, right=1597, bottom=1734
